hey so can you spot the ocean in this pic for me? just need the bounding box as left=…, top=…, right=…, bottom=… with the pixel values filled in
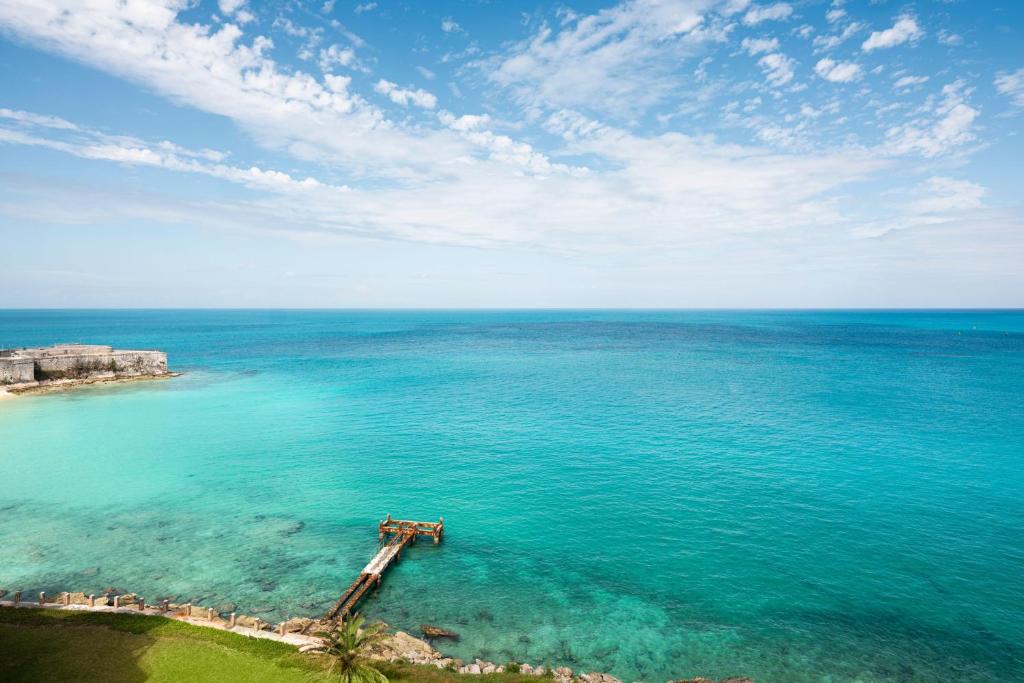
left=1, top=309, right=1022, bottom=682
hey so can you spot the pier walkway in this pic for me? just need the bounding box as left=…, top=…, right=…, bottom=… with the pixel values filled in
left=322, top=515, right=444, bottom=624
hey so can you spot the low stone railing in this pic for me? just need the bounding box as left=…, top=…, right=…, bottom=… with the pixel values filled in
left=0, top=589, right=320, bottom=648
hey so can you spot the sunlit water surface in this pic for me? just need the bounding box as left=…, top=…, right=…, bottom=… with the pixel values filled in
left=1, top=310, right=1022, bottom=682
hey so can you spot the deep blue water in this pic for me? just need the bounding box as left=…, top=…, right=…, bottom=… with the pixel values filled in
left=1, top=310, right=1023, bottom=682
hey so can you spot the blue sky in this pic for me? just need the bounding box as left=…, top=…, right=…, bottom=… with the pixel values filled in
left=0, top=0, right=1022, bottom=307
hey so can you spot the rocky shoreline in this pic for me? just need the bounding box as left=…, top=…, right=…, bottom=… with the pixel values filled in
left=0, top=589, right=751, bottom=683
left=0, top=371, right=179, bottom=398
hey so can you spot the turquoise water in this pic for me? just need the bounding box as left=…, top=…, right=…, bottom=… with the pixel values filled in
left=1, top=310, right=1023, bottom=682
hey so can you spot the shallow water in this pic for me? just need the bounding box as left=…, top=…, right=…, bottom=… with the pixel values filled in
left=1, top=310, right=1023, bottom=682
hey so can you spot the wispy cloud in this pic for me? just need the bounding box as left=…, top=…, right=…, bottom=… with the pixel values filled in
left=482, top=0, right=726, bottom=117
left=995, top=68, right=1024, bottom=108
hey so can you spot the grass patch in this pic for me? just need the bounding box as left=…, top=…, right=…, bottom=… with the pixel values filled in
left=0, top=607, right=545, bottom=682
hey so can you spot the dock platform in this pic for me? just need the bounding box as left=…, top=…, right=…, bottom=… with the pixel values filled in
left=322, top=515, right=444, bottom=624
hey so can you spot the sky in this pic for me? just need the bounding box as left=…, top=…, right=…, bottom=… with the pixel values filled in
left=0, top=0, right=1022, bottom=308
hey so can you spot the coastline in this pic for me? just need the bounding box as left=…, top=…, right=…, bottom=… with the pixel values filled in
left=0, top=372, right=180, bottom=399
left=0, top=593, right=750, bottom=682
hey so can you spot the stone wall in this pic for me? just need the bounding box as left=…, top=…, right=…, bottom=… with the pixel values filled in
left=31, top=350, right=168, bottom=379
left=0, top=357, right=35, bottom=385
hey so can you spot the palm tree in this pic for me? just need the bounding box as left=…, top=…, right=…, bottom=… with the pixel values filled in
left=316, top=615, right=389, bottom=683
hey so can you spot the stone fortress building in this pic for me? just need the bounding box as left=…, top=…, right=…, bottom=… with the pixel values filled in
left=0, top=344, right=169, bottom=387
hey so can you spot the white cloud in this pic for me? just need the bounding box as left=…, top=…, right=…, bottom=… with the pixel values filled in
left=721, top=0, right=751, bottom=15
left=885, top=81, right=979, bottom=157
left=741, top=37, right=779, bottom=55
left=825, top=8, right=845, bottom=24
left=893, top=75, right=928, bottom=89
left=743, top=3, right=792, bottom=26
left=416, top=66, right=436, bottom=80
left=354, top=2, right=376, bottom=13
left=862, top=15, right=923, bottom=52
left=814, top=58, right=861, bottom=83
left=218, top=0, right=246, bottom=15
left=438, top=112, right=491, bottom=132
left=0, top=0, right=456, bottom=177
left=374, top=79, right=438, bottom=109
left=318, top=44, right=356, bottom=71
left=441, top=18, right=464, bottom=34
left=995, top=68, right=1024, bottom=108
left=758, top=53, right=796, bottom=86
left=0, top=0, right=1003, bottom=268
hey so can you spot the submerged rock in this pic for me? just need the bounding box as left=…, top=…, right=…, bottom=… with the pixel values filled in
left=420, top=624, right=459, bottom=640
left=281, top=521, right=306, bottom=537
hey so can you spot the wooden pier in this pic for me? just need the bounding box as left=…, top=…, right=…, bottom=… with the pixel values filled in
left=323, top=515, right=444, bottom=624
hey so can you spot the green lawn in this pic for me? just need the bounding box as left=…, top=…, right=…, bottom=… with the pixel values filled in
left=0, top=607, right=543, bottom=682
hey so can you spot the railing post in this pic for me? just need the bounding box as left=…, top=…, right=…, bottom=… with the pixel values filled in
left=185, top=602, right=192, bottom=616
left=162, top=599, right=169, bottom=612
left=229, top=612, right=237, bottom=628
left=207, top=608, right=215, bottom=621
left=138, top=597, right=145, bottom=611
left=14, top=590, right=21, bottom=605
left=63, top=592, right=71, bottom=606
left=88, top=594, right=96, bottom=608
left=113, top=595, right=120, bottom=609
left=39, top=591, right=46, bottom=605
left=278, top=621, right=286, bottom=635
